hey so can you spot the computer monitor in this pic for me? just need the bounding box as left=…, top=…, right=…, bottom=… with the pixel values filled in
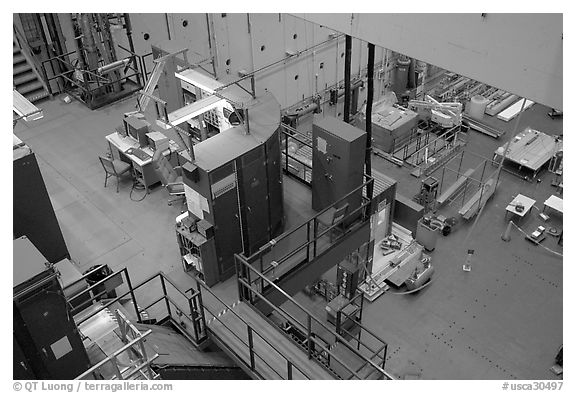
left=118, top=122, right=128, bottom=138
left=125, top=116, right=150, bottom=145
left=137, top=128, right=149, bottom=148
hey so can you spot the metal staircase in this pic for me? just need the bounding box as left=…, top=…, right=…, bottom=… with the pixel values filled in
left=13, top=36, right=50, bottom=103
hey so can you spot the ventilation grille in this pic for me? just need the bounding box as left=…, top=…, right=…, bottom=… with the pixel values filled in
left=211, top=173, right=236, bottom=199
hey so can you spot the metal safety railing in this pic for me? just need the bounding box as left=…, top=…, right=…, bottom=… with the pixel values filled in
left=407, top=124, right=463, bottom=168
left=41, top=44, right=146, bottom=109
left=280, top=123, right=313, bottom=185
left=240, top=176, right=375, bottom=289
left=63, top=268, right=208, bottom=347
left=232, top=175, right=394, bottom=379
left=75, top=309, right=159, bottom=380
left=235, top=255, right=393, bottom=380
left=63, top=266, right=315, bottom=380
left=186, top=280, right=314, bottom=380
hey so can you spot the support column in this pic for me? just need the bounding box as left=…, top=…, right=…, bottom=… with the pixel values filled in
left=343, top=35, right=352, bottom=123
left=366, top=42, right=375, bottom=199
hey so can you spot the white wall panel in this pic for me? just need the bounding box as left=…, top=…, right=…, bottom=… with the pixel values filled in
left=126, top=13, right=389, bottom=110
left=212, top=13, right=253, bottom=79
left=293, top=13, right=563, bottom=109
left=169, top=14, right=211, bottom=61
left=129, top=13, right=170, bottom=74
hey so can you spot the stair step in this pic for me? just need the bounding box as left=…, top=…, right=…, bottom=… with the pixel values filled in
left=18, top=80, right=44, bottom=95
left=14, top=46, right=20, bottom=54
left=13, top=72, right=37, bottom=87
left=14, top=63, right=32, bottom=76
left=13, top=53, right=26, bottom=65
left=24, top=89, right=50, bottom=104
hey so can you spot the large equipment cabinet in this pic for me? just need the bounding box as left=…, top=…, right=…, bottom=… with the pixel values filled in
left=13, top=141, right=70, bottom=264
left=312, top=116, right=367, bottom=212
left=13, top=237, right=90, bottom=379
left=181, top=93, right=284, bottom=285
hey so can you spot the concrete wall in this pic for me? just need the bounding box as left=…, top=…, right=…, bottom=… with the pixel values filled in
left=124, top=13, right=400, bottom=117
left=293, top=13, right=563, bottom=110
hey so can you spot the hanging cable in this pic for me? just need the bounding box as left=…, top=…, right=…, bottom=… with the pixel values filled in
left=509, top=221, right=563, bottom=258
left=388, top=277, right=436, bottom=295
left=129, top=175, right=147, bottom=202
left=460, top=99, right=527, bottom=268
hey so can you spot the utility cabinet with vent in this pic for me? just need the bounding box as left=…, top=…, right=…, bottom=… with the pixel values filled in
left=312, top=115, right=367, bottom=213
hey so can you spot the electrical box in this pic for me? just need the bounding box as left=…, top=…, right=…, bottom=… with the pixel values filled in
left=337, top=259, right=361, bottom=300
left=312, top=115, right=367, bottom=213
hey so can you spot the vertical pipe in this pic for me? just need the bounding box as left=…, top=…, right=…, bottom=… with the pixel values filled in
left=462, top=99, right=527, bottom=247
left=165, top=13, right=172, bottom=40
left=71, top=14, right=86, bottom=71
left=343, top=35, right=352, bottom=123
left=124, top=13, right=141, bottom=86
left=365, top=42, right=375, bottom=199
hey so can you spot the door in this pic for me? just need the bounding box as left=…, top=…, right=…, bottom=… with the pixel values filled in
left=240, top=146, right=269, bottom=255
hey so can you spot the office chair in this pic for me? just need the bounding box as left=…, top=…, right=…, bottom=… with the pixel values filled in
left=98, top=156, right=133, bottom=193
left=152, top=148, right=186, bottom=206
left=316, top=202, right=349, bottom=242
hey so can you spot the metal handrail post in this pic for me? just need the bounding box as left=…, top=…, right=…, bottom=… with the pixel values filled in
left=160, top=275, right=172, bottom=318
left=124, top=270, right=142, bottom=323
left=248, top=325, right=255, bottom=370
left=307, top=315, right=312, bottom=359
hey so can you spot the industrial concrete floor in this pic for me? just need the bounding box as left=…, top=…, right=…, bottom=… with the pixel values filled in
left=13, top=94, right=563, bottom=380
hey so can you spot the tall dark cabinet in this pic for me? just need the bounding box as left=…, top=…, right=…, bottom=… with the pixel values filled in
left=312, top=115, right=367, bottom=212
left=13, top=237, right=90, bottom=379
left=13, top=142, right=69, bottom=264
left=180, top=93, right=284, bottom=285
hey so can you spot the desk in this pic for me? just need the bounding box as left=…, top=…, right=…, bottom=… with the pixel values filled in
left=106, top=132, right=183, bottom=193
left=505, top=194, right=536, bottom=221
left=544, top=195, right=563, bottom=215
